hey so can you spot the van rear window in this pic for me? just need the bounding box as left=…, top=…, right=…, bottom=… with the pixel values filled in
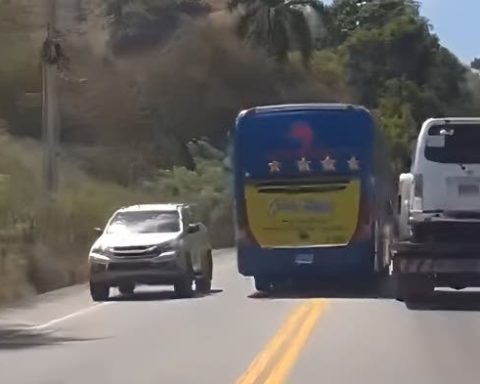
left=425, top=124, right=480, bottom=164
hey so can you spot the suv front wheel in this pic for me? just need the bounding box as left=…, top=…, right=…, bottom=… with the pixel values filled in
left=174, top=255, right=194, bottom=298
left=196, top=250, right=213, bottom=294
left=90, top=282, right=110, bottom=302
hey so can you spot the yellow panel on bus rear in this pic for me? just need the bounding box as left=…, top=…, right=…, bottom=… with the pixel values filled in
left=245, top=179, right=360, bottom=247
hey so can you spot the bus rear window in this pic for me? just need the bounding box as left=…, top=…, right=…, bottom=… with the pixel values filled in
left=425, top=124, right=480, bottom=164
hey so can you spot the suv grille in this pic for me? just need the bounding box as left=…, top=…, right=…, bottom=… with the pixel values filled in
left=111, top=245, right=158, bottom=258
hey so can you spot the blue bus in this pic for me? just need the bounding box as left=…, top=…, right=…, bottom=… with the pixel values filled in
left=232, top=104, right=395, bottom=292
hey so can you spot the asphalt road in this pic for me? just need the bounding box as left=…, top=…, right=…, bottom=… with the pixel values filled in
left=1, top=249, right=480, bottom=384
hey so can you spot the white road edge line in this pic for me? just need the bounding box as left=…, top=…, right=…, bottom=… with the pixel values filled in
left=27, top=302, right=113, bottom=331
left=13, top=249, right=233, bottom=331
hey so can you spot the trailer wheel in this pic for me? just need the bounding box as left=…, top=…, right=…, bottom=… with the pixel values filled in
left=397, top=275, right=434, bottom=302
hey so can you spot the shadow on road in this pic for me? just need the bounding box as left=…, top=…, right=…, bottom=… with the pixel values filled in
left=405, top=291, right=480, bottom=311
left=109, top=288, right=223, bottom=302
left=0, top=326, right=98, bottom=350
left=249, top=278, right=480, bottom=312
left=248, top=278, right=396, bottom=301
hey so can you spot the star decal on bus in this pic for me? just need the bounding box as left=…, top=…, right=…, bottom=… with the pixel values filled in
left=348, top=156, right=360, bottom=171
left=321, top=156, right=336, bottom=171
left=297, top=157, right=311, bottom=172
left=268, top=160, right=281, bottom=173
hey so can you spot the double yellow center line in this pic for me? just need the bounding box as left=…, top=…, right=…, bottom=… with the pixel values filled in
left=236, top=299, right=328, bottom=384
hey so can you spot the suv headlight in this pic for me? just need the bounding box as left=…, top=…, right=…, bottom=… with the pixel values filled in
left=90, top=245, right=112, bottom=258
left=156, top=239, right=180, bottom=253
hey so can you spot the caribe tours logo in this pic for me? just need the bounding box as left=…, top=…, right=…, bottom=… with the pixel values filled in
left=268, top=197, right=333, bottom=216
left=290, top=121, right=314, bottom=155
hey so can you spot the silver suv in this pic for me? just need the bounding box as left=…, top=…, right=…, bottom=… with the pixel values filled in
left=88, top=204, right=213, bottom=301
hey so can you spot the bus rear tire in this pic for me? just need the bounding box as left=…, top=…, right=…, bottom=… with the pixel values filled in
left=254, top=276, right=271, bottom=293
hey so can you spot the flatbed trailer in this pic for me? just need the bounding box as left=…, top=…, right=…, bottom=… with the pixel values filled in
left=393, top=240, right=480, bottom=300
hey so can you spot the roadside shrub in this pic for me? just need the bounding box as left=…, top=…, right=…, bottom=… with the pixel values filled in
left=155, top=158, right=233, bottom=248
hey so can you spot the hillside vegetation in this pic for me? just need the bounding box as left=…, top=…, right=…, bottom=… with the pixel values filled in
left=0, top=0, right=479, bottom=303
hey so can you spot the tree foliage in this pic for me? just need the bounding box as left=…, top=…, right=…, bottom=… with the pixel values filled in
left=228, top=0, right=328, bottom=66
left=143, top=23, right=339, bottom=145
left=471, top=58, right=480, bottom=71
left=324, top=0, right=474, bottom=167
left=328, top=0, right=421, bottom=44
left=106, top=0, right=211, bottom=54
left=1, top=0, right=480, bottom=173
left=0, top=1, right=41, bottom=138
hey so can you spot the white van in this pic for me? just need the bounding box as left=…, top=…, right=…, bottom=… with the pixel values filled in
left=409, top=117, right=480, bottom=241
left=393, top=117, right=480, bottom=300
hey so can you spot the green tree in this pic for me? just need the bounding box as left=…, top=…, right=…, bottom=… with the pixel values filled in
left=471, top=58, right=480, bottom=71
left=340, top=13, right=437, bottom=105
left=427, top=46, right=468, bottom=114
left=328, top=0, right=421, bottom=44
left=320, top=0, right=472, bottom=168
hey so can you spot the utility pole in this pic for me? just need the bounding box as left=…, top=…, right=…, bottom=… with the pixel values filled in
left=41, top=0, right=86, bottom=197
left=42, top=0, right=60, bottom=196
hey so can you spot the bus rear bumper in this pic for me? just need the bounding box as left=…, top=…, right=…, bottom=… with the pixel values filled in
left=237, top=242, right=375, bottom=279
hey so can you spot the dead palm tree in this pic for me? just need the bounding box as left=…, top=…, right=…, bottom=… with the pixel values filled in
left=228, top=0, right=329, bottom=67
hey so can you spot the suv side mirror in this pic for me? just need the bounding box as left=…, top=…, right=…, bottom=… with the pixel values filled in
left=94, top=227, right=103, bottom=235
left=187, top=223, right=200, bottom=234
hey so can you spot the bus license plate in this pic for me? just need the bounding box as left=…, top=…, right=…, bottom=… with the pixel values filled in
left=295, top=253, right=314, bottom=265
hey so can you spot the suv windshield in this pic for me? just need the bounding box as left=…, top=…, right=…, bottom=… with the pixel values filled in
left=106, top=211, right=180, bottom=234
left=425, top=124, right=480, bottom=164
